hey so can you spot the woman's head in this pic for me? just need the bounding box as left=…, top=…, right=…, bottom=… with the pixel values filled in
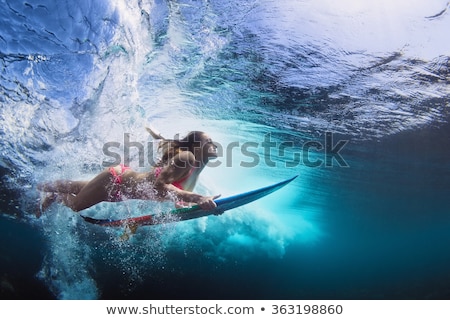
left=158, top=131, right=217, bottom=165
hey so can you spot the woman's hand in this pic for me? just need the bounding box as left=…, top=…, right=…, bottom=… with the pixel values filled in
left=197, top=194, right=221, bottom=210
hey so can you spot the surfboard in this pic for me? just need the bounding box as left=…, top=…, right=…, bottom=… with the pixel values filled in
left=81, top=175, right=297, bottom=227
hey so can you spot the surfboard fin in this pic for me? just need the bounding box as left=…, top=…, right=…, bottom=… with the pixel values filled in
left=119, top=223, right=139, bottom=241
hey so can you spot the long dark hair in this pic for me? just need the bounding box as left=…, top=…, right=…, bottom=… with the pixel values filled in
left=157, top=131, right=206, bottom=166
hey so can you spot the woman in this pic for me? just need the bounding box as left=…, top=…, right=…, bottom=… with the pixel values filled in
left=37, top=130, right=220, bottom=216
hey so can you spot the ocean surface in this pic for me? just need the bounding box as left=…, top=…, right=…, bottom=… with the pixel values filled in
left=1, top=0, right=450, bottom=299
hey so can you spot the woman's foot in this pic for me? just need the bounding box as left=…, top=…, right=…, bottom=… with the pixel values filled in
left=36, top=181, right=59, bottom=193
left=36, top=192, right=58, bottom=218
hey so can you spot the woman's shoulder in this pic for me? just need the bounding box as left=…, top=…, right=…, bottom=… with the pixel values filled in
left=171, top=150, right=196, bottom=167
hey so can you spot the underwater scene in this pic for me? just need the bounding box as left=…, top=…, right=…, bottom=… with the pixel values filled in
left=1, top=0, right=450, bottom=299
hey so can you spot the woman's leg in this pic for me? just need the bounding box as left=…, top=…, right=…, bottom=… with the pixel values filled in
left=37, top=180, right=89, bottom=194
left=37, top=180, right=90, bottom=216
left=58, top=171, right=115, bottom=212
left=38, top=170, right=115, bottom=213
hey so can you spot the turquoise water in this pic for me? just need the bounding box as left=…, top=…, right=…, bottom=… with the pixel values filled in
left=1, top=0, right=450, bottom=299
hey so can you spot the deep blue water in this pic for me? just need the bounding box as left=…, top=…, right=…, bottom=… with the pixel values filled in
left=1, top=0, right=450, bottom=299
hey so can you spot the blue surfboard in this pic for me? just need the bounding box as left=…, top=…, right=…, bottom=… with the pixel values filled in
left=81, top=175, right=297, bottom=227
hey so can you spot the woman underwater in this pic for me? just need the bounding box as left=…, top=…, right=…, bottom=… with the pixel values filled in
left=37, top=130, right=220, bottom=216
